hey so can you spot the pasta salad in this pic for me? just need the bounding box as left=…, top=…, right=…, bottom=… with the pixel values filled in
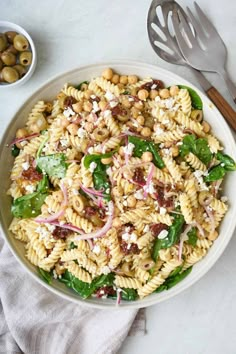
left=8, top=68, right=236, bottom=302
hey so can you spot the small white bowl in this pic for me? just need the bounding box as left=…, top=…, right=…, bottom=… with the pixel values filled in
left=0, top=21, right=37, bottom=89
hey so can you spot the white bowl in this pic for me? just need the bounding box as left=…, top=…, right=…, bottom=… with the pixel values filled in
left=0, top=61, right=236, bottom=309
left=0, top=21, right=37, bottom=89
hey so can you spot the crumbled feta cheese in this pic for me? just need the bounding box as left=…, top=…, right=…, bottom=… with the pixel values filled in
left=221, top=196, right=228, bottom=202
left=162, top=148, right=170, bottom=156
left=143, top=181, right=156, bottom=194
left=155, top=127, right=164, bottom=135
left=89, top=161, right=97, bottom=173
left=155, top=96, right=161, bottom=102
left=193, top=170, right=209, bottom=191
left=93, top=245, right=101, bottom=255
left=60, top=138, right=69, bottom=147
left=103, top=109, right=111, bottom=118
left=159, top=207, right=167, bottom=215
left=122, top=232, right=130, bottom=241
left=123, top=143, right=135, bottom=156
left=92, top=101, right=100, bottom=112
left=88, top=147, right=94, bottom=154
left=127, top=243, right=131, bottom=250
left=158, top=229, right=168, bottom=239
left=128, top=97, right=134, bottom=102
left=123, top=200, right=128, bottom=207
left=77, top=127, right=87, bottom=138
left=164, top=97, right=175, bottom=109
left=176, top=141, right=183, bottom=146
left=110, top=100, right=118, bottom=108
left=143, top=225, right=150, bottom=233
left=130, top=233, right=137, bottom=242
left=151, top=84, right=157, bottom=90
left=105, top=91, right=115, bottom=101
left=22, top=162, right=30, bottom=170
left=124, top=226, right=131, bottom=233
left=101, top=266, right=111, bottom=274
left=105, top=188, right=110, bottom=194
left=25, top=184, right=36, bottom=193
left=134, top=189, right=144, bottom=200
left=47, top=224, right=56, bottom=232
left=67, top=178, right=73, bottom=187
left=64, top=107, right=75, bottom=117
left=91, top=94, right=96, bottom=99
left=36, top=226, right=50, bottom=239
left=72, top=188, right=79, bottom=195
left=53, top=270, right=58, bottom=279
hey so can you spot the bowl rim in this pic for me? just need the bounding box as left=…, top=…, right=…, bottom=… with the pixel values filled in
left=1, top=59, right=236, bottom=309
left=0, top=20, right=37, bottom=89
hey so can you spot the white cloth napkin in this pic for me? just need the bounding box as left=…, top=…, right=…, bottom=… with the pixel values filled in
left=0, top=235, right=145, bottom=354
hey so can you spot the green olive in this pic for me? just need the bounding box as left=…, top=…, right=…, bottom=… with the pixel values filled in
left=0, top=33, right=8, bottom=51
left=13, top=34, right=29, bottom=51
left=6, top=44, right=18, bottom=55
left=5, top=31, right=18, bottom=44
left=2, top=67, right=19, bottom=83
left=1, top=51, right=17, bottom=66
left=0, top=58, right=3, bottom=71
left=13, top=64, right=27, bottom=78
left=19, top=51, right=32, bottom=66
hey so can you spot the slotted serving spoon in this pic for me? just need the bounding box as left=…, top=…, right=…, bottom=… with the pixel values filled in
left=147, top=0, right=236, bottom=131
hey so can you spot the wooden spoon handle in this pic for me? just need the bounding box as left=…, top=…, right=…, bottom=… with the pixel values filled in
left=206, top=86, right=236, bottom=131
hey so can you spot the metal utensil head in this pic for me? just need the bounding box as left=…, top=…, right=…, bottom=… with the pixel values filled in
left=147, top=0, right=189, bottom=66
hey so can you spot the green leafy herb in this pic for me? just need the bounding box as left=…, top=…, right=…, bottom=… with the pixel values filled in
left=37, top=267, right=52, bottom=284
left=152, top=214, right=185, bottom=261
left=178, top=85, right=203, bottom=109
left=120, top=288, right=138, bottom=301
left=59, top=270, right=115, bottom=299
left=216, top=152, right=236, bottom=171
left=128, top=136, right=164, bottom=169
left=123, top=90, right=131, bottom=95
left=75, top=81, right=89, bottom=90
left=83, top=151, right=117, bottom=169
left=204, top=165, right=226, bottom=182
left=169, top=265, right=183, bottom=277
left=37, top=175, right=49, bottom=193
left=36, top=153, right=68, bottom=178
left=11, top=144, right=20, bottom=157
left=186, top=227, right=198, bottom=246
left=11, top=191, right=47, bottom=218
left=180, top=134, right=212, bottom=165
left=69, top=242, right=77, bottom=250
left=154, top=267, right=193, bottom=293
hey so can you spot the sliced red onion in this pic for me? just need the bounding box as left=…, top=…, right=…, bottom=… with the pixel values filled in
left=75, top=201, right=114, bottom=240
left=35, top=183, right=68, bottom=223
left=204, top=206, right=215, bottom=233
left=42, top=221, right=84, bottom=234
left=143, top=163, right=155, bottom=198
left=10, top=133, right=40, bottom=146
left=79, top=183, right=105, bottom=198
left=116, top=289, right=121, bottom=306
left=178, top=224, right=192, bottom=261
left=212, top=179, right=223, bottom=197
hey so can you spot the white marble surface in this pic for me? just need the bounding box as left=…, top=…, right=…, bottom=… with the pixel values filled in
left=0, top=1, right=236, bottom=353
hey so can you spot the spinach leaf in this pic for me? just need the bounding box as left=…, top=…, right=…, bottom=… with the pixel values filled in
left=121, top=288, right=138, bottom=301
left=180, top=134, right=212, bottom=165
left=186, top=227, right=198, bottom=246
left=204, top=165, right=226, bottom=182
left=152, top=214, right=185, bottom=261
left=75, top=81, right=89, bottom=90
left=154, top=284, right=167, bottom=293
left=216, top=152, right=236, bottom=171
left=164, top=266, right=193, bottom=289
left=69, top=242, right=77, bottom=250
left=11, top=144, right=20, bottom=157
left=93, top=161, right=111, bottom=200
left=59, top=270, right=115, bottom=299
left=36, top=153, right=68, bottom=178
left=128, top=136, right=164, bottom=169
left=123, top=90, right=131, bottom=95
left=38, top=267, right=52, bottom=284
left=83, top=151, right=117, bottom=169
left=169, top=265, right=183, bottom=277
left=11, top=192, right=47, bottom=218
left=37, top=175, right=49, bottom=193
left=178, top=85, right=203, bottom=109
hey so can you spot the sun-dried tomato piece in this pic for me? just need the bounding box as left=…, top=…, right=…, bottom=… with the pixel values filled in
left=154, top=186, right=174, bottom=208
left=96, top=286, right=116, bottom=298
left=64, top=96, right=76, bottom=108
left=133, top=167, right=145, bottom=186
left=150, top=223, right=168, bottom=237
left=120, top=241, right=140, bottom=255
left=111, top=104, right=127, bottom=117
left=140, top=79, right=164, bottom=91
left=52, top=226, right=73, bottom=239
left=84, top=206, right=97, bottom=217
left=21, top=167, right=43, bottom=181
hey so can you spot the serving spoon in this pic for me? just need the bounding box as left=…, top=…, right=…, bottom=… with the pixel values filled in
left=147, top=0, right=236, bottom=131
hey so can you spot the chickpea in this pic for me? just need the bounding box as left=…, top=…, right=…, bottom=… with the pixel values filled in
left=128, top=75, right=138, bottom=84
left=98, top=100, right=107, bottom=111
left=120, top=75, right=128, bottom=85
left=45, top=102, right=53, bottom=113
left=169, top=85, right=179, bottom=97
left=30, top=116, right=47, bottom=133
left=171, top=146, right=179, bottom=157
left=111, top=74, right=120, bottom=84
left=102, top=68, right=113, bottom=80
left=142, top=151, right=153, bottom=162
left=208, top=230, right=218, bottom=241
left=117, top=83, right=124, bottom=90
left=58, top=116, right=70, bottom=128
left=134, top=101, right=143, bottom=110
left=67, top=123, right=78, bottom=135
left=101, top=157, right=112, bottom=164
left=141, top=126, right=152, bottom=137
left=136, top=115, right=145, bottom=126
left=130, top=88, right=137, bottom=96
left=127, top=195, right=137, bottom=208
left=149, top=89, right=159, bottom=99
left=84, top=90, right=93, bottom=99
left=113, top=186, right=123, bottom=197
left=84, top=122, right=94, bottom=133
left=202, top=121, right=211, bottom=133
left=55, top=263, right=65, bottom=276
left=122, top=98, right=131, bottom=108
left=113, top=217, right=122, bottom=228
left=131, top=106, right=140, bottom=118
left=72, top=102, right=83, bottom=113
left=16, top=128, right=28, bottom=138
left=83, top=101, right=93, bottom=112
left=136, top=200, right=145, bottom=208
left=159, top=88, right=170, bottom=99
left=138, top=89, right=149, bottom=101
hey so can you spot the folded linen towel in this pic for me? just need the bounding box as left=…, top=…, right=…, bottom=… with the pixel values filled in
left=0, top=235, right=145, bottom=354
